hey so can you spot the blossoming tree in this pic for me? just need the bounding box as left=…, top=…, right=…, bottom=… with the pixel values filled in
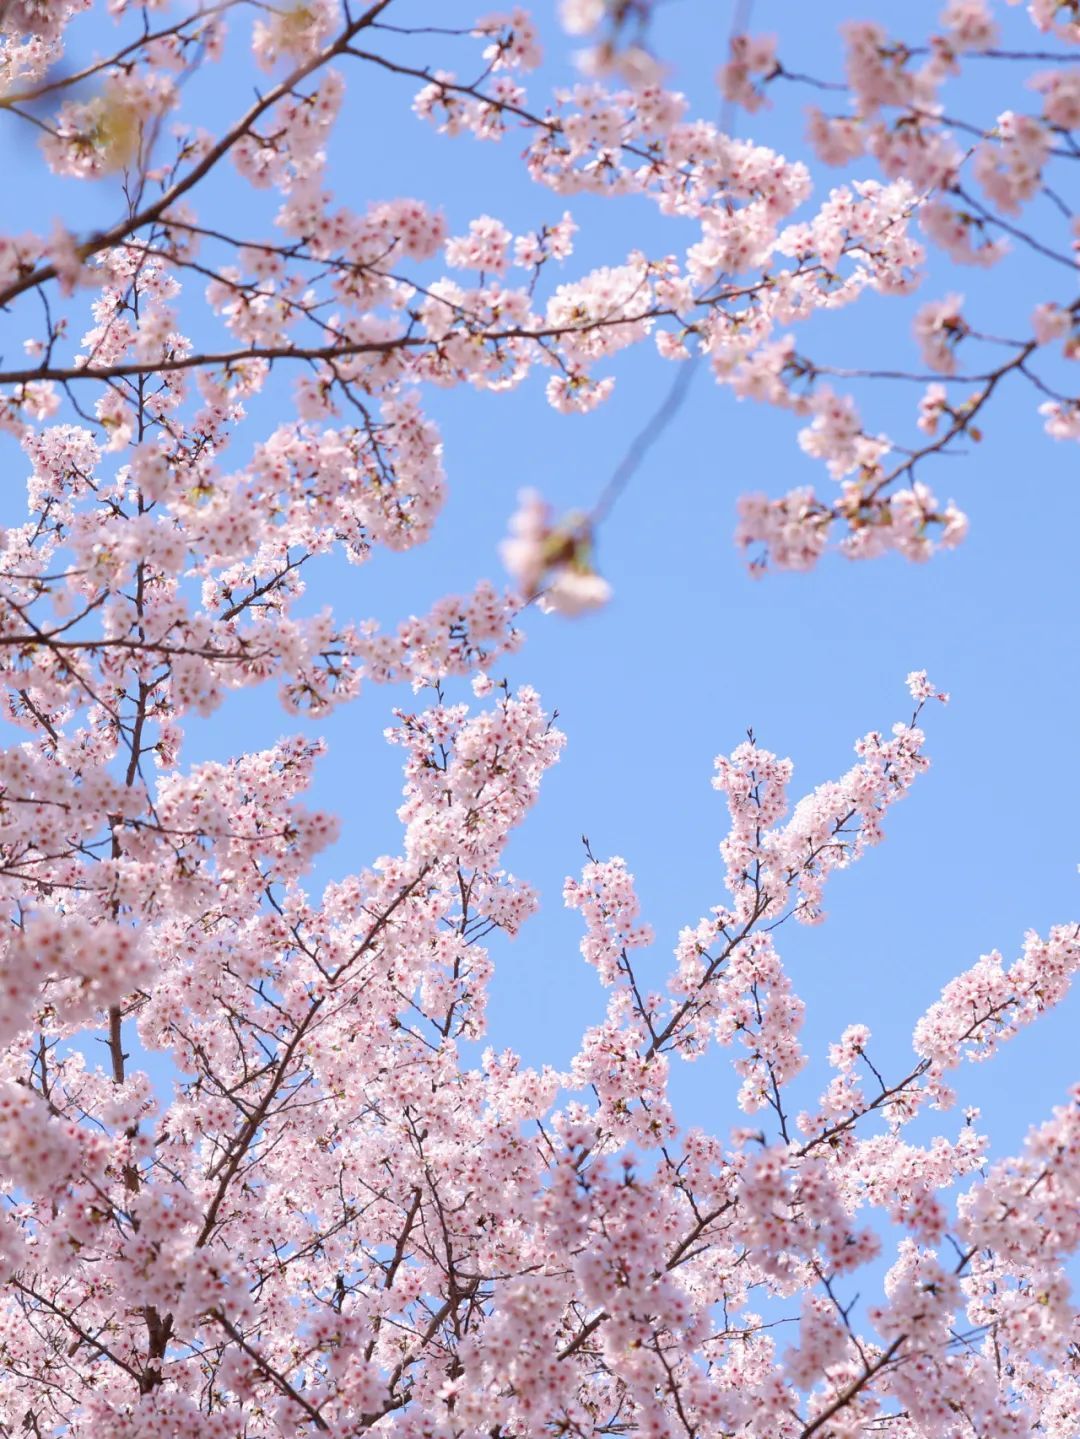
left=0, top=0, right=1077, bottom=1435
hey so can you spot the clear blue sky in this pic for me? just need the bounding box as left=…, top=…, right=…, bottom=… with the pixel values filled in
left=1, top=0, right=1077, bottom=1170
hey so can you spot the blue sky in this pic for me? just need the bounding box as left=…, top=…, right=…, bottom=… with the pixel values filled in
left=1, top=0, right=1077, bottom=1171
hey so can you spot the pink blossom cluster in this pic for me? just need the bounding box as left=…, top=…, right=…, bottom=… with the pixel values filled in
left=717, top=33, right=778, bottom=114
left=0, top=0, right=1077, bottom=1434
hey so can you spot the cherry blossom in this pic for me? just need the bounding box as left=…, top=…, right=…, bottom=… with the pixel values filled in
left=0, top=2, right=1076, bottom=1435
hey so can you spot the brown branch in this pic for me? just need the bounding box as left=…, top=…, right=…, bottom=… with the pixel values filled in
left=212, top=1310, right=329, bottom=1429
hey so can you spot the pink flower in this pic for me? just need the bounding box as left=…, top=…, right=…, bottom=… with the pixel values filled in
left=906, top=670, right=949, bottom=704
left=445, top=215, right=513, bottom=272
left=1032, top=301, right=1071, bottom=345
left=541, top=568, right=612, bottom=614
left=914, top=293, right=967, bottom=374
left=559, top=0, right=604, bottom=36
left=940, top=0, right=999, bottom=51
left=717, top=33, right=778, bottom=113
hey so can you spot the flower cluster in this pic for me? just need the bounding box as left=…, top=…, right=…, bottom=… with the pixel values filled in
left=0, top=1, right=1076, bottom=1434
